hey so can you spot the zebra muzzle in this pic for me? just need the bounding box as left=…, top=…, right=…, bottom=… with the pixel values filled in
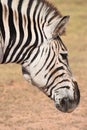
left=54, top=82, right=80, bottom=113
left=55, top=97, right=76, bottom=113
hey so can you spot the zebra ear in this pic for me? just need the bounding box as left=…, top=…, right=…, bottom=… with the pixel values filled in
left=53, top=16, right=70, bottom=37
left=44, top=16, right=70, bottom=39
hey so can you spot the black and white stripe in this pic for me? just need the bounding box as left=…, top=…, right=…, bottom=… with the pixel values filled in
left=0, top=0, right=62, bottom=63
left=0, top=0, right=80, bottom=113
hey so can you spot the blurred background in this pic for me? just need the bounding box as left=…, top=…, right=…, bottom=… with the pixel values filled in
left=0, top=0, right=87, bottom=130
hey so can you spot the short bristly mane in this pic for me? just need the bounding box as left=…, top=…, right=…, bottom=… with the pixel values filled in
left=40, top=0, right=62, bottom=17
left=37, top=0, right=66, bottom=38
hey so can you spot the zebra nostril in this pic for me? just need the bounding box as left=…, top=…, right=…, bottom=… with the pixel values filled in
left=60, top=97, right=69, bottom=111
left=61, top=97, right=69, bottom=105
left=55, top=97, right=70, bottom=112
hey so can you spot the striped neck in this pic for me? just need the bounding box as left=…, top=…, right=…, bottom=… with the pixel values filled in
left=0, top=0, right=63, bottom=63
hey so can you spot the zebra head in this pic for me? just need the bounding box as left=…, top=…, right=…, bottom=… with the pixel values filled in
left=42, top=37, right=80, bottom=113
left=44, top=16, right=80, bottom=113
left=22, top=16, right=80, bottom=113
left=50, top=37, right=80, bottom=113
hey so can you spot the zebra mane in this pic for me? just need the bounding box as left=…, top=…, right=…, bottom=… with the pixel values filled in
left=38, top=0, right=66, bottom=37
left=40, top=0, right=62, bottom=17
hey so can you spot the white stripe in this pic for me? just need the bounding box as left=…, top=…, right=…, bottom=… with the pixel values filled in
left=6, top=0, right=20, bottom=62
left=11, top=0, right=29, bottom=62
left=23, top=0, right=38, bottom=60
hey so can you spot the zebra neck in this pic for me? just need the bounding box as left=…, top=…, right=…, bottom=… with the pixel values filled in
left=0, top=0, right=62, bottom=64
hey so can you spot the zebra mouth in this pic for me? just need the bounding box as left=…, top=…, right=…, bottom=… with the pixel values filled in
left=55, top=97, right=77, bottom=113
left=54, top=81, right=80, bottom=113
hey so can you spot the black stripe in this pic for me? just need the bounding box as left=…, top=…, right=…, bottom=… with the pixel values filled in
left=0, top=2, right=5, bottom=41
left=48, top=12, right=58, bottom=24
left=49, top=63, right=55, bottom=71
left=46, top=73, right=65, bottom=90
left=49, top=85, right=70, bottom=98
left=45, top=51, right=55, bottom=70
left=32, top=2, right=39, bottom=47
left=16, top=0, right=33, bottom=63
left=18, top=0, right=23, bottom=12
left=58, top=79, right=70, bottom=85
left=31, top=47, right=45, bottom=67
left=44, top=63, right=55, bottom=78
left=45, top=63, right=55, bottom=79
left=9, top=0, right=24, bottom=62
left=35, top=46, right=50, bottom=76
left=37, top=3, right=44, bottom=43
left=46, top=66, right=64, bottom=87
left=56, top=85, right=70, bottom=90
left=30, top=48, right=40, bottom=64
left=2, top=1, right=16, bottom=63
left=21, top=2, right=40, bottom=63
left=8, top=0, right=12, bottom=7
left=58, top=36, right=67, bottom=51
left=58, top=57, right=67, bottom=67
left=58, top=58, right=71, bottom=74
left=47, top=82, right=59, bottom=98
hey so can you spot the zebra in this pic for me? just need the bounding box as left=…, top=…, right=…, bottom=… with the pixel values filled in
left=0, top=0, right=80, bottom=113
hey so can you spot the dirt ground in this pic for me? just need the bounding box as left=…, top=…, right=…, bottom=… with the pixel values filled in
left=0, top=80, right=87, bottom=130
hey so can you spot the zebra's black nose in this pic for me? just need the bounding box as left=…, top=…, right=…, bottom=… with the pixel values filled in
left=55, top=82, right=80, bottom=113
left=60, top=97, right=71, bottom=112
left=59, top=97, right=71, bottom=112
left=55, top=97, right=74, bottom=113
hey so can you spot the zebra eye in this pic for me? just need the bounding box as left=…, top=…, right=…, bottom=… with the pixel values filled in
left=60, top=52, right=68, bottom=60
